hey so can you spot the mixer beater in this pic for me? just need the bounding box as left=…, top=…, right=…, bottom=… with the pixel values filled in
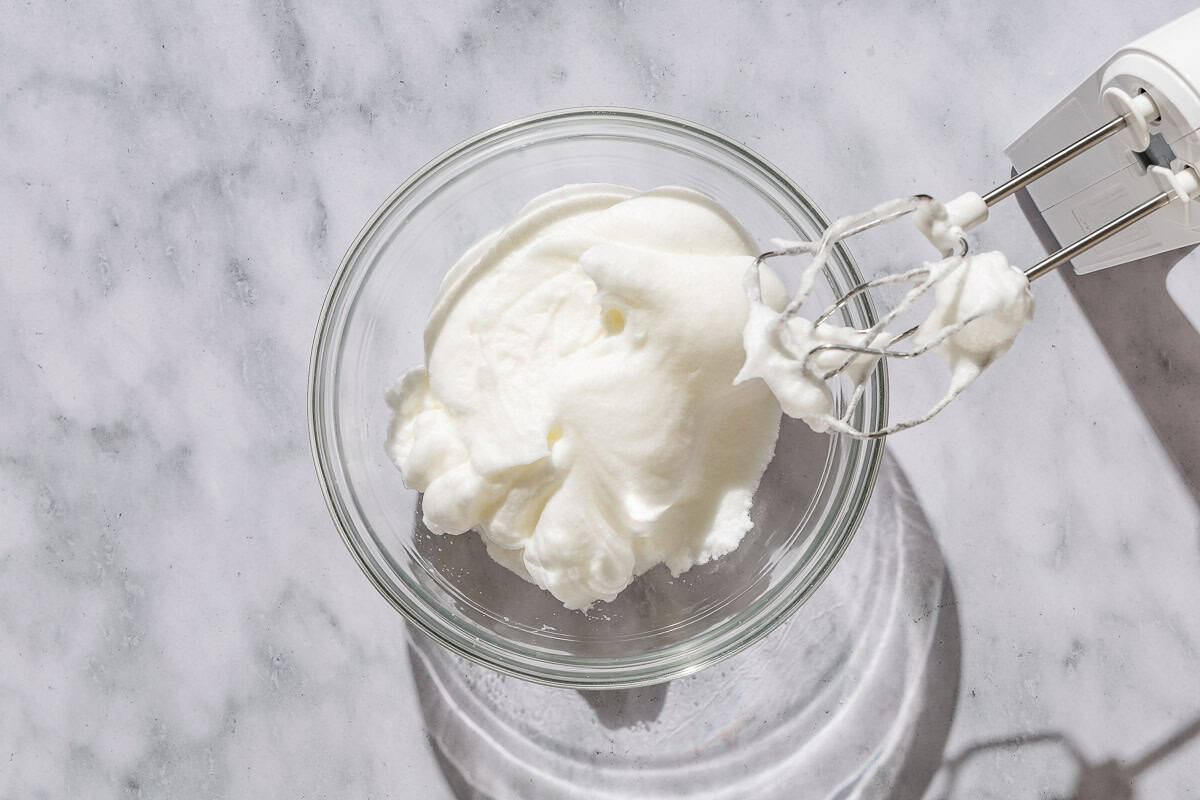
left=743, top=9, right=1200, bottom=439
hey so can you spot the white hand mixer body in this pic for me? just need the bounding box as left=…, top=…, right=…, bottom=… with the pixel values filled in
left=745, top=9, right=1200, bottom=439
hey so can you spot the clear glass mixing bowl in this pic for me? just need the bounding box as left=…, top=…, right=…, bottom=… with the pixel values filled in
left=309, top=108, right=887, bottom=688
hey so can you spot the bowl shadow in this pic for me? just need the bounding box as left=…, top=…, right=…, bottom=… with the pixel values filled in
left=406, top=453, right=963, bottom=799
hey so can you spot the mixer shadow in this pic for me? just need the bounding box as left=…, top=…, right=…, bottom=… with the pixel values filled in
left=1016, top=184, right=1200, bottom=511
left=927, top=714, right=1200, bottom=798
left=406, top=452, right=963, bottom=799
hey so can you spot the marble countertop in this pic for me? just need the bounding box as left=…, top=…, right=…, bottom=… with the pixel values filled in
left=4, top=1, right=1199, bottom=797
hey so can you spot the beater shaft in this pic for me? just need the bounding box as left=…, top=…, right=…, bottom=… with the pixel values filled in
left=983, top=115, right=1128, bottom=206
left=1024, top=190, right=1173, bottom=280
left=975, top=110, right=1182, bottom=280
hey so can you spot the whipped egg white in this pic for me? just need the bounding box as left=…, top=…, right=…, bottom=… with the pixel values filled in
left=386, top=185, right=784, bottom=610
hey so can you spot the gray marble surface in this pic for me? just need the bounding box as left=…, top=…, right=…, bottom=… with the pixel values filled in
left=4, top=1, right=1200, bottom=797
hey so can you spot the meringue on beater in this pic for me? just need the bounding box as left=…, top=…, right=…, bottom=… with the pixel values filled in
left=737, top=195, right=1034, bottom=438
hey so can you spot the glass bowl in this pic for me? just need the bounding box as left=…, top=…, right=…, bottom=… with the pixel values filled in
left=309, top=108, right=887, bottom=688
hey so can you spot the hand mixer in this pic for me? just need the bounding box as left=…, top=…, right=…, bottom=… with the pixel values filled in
left=748, top=8, right=1200, bottom=439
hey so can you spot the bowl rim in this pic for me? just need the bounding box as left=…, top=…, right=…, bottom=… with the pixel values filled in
left=308, top=106, right=888, bottom=688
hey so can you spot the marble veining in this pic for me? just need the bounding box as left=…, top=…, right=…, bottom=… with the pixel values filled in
left=3, top=1, right=1199, bottom=797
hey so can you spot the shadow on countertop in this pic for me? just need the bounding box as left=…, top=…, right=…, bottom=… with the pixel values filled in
left=887, top=572, right=962, bottom=800
left=929, top=714, right=1200, bottom=799
left=1015, top=186, right=1200, bottom=512
left=406, top=453, right=963, bottom=800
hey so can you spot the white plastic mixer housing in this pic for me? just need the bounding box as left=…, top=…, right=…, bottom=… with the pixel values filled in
left=1006, top=8, right=1200, bottom=273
